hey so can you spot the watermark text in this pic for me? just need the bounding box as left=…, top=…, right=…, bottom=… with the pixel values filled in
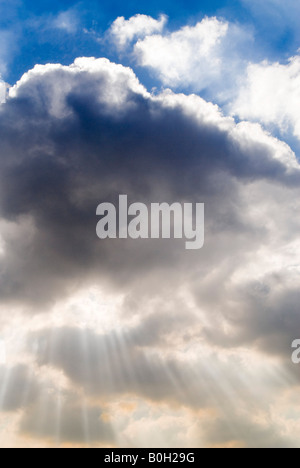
left=96, top=195, right=204, bottom=250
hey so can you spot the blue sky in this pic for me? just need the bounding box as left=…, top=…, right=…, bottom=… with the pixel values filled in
left=1, top=0, right=299, bottom=85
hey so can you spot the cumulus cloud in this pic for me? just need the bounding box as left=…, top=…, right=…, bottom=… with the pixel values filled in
left=108, top=15, right=254, bottom=101
left=0, top=57, right=298, bottom=314
left=109, top=14, right=167, bottom=49
left=108, top=12, right=300, bottom=142
left=134, top=17, right=228, bottom=88
left=0, top=57, right=300, bottom=446
left=231, top=55, right=300, bottom=141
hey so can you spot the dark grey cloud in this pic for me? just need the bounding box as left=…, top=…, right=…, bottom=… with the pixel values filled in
left=197, top=268, right=300, bottom=360
left=0, top=59, right=299, bottom=311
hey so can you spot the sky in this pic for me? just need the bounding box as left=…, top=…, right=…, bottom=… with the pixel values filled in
left=0, top=0, right=300, bottom=449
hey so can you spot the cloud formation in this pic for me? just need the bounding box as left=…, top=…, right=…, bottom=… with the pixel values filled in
left=134, top=17, right=228, bottom=89
left=0, top=57, right=298, bottom=311
left=21, top=395, right=115, bottom=445
left=231, top=54, right=300, bottom=141
left=109, top=14, right=167, bottom=49
left=108, top=13, right=300, bottom=153
left=109, top=15, right=255, bottom=102
left=0, top=56, right=300, bottom=447
left=0, top=365, right=38, bottom=412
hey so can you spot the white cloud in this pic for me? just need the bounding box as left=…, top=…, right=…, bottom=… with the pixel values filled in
left=9, top=57, right=149, bottom=118
left=134, top=17, right=228, bottom=89
left=108, top=15, right=253, bottom=102
left=231, top=55, right=300, bottom=140
left=109, top=14, right=167, bottom=49
left=110, top=14, right=300, bottom=148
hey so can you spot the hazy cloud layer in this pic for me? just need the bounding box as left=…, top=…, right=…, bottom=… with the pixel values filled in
left=21, top=396, right=115, bottom=445
left=29, top=325, right=298, bottom=404
left=26, top=324, right=299, bottom=448
left=204, top=411, right=296, bottom=448
left=0, top=365, right=38, bottom=412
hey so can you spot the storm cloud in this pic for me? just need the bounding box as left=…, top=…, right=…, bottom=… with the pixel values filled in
left=0, top=58, right=299, bottom=310
left=0, top=56, right=300, bottom=447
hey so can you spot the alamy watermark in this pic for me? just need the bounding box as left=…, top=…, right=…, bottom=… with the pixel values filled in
left=292, top=340, right=300, bottom=364
left=96, top=195, right=204, bottom=250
